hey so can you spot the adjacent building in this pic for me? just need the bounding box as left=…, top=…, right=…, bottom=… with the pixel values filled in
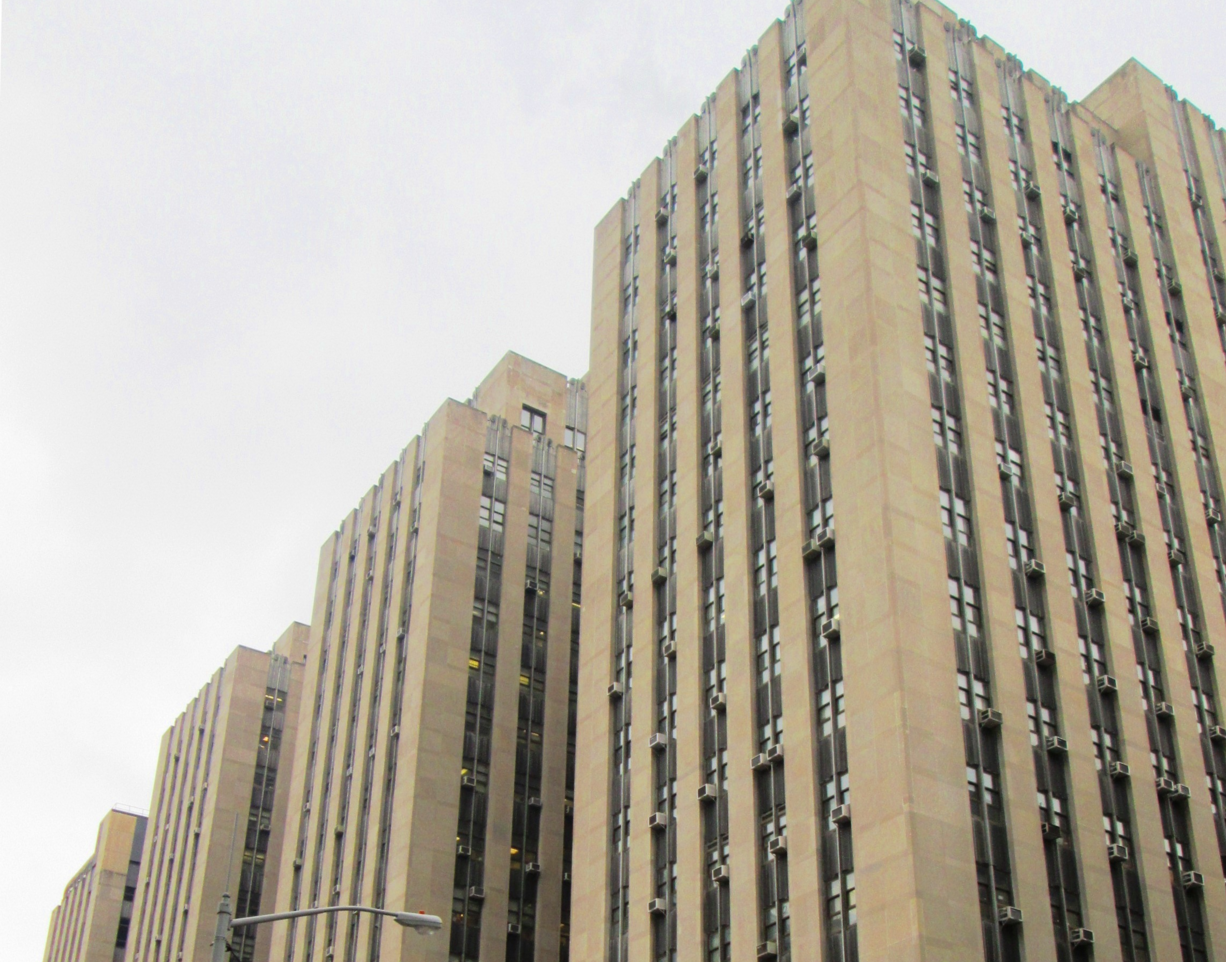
left=268, top=352, right=588, bottom=962
left=125, top=624, right=309, bottom=962
left=574, top=2, right=1226, bottom=961
left=43, top=807, right=146, bottom=962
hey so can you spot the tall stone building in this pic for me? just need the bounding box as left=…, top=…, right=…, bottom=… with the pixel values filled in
left=125, top=624, right=308, bottom=962
left=573, top=1, right=1226, bottom=961
left=43, top=808, right=146, bottom=962
left=268, top=353, right=588, bottom=962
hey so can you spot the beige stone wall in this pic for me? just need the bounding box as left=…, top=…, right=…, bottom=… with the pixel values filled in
left=573, top=1, right=1226, bottom=960
left=125, top=629, right=306, bottom=962
left=269, top=356, right=584, bottom=962
left=43, top=810, right=144, bottom=962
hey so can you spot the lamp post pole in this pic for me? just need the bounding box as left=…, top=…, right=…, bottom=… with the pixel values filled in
left=210, top=894, right=443, bottom=962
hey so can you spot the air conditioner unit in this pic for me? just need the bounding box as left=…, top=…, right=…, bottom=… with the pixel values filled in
left=507, top=922, right=522, bottom=935
left=1139, top=616, right=1159, bottom=635
left=821, top=617, right=841, bottom=640
left=998, top=462, right=1014, bottom=480
left=1034, top=648, right=1056, bottom=668
left=697, top=783, right=718, bottom=803
left=802, top=540, right=821, bottom=561
left=814, top=436, right=831, bottom=458
left=800, top=231, right=818, bottom=250
left=694, top=165, right=709, bottom=184
left=1041, top=821, right=1062, bottom=840
left=648, top=811, right=668, bottom=831
left=1168, top=277, right=1183, bottom=296
left=1182, top=871, right=1205, bottom=889
left=1085, top=589, right=1106, bottom=607
left=650, top=566, right=668, bottom=585
left=907, top=44, right=926, bottom=66
left=741, top=290, right=757, bottom=309
left=656, top=204, right=669, bottom=225
left=1045, top=735, right=1069, bottom=754
left=608, top=682, right=624, bottom=699
left=1193, top=640, right=1215, bottom=660
left=831, top=803, right=852, bottom=825
left=710, top=692, right=727, bottom=712
left=1169, top=547, right=1186, bottom=564
left=782, top=112, right=800, bottom=135
left=741, top=225, right=756, bottom=248
left=1024, top=559, right=1045, bottom=579
left=978, top=708, right=1003, bottom=729
left=766, top=743, right=785, bottom=765
left=1023, top=180, right=1041, bottom=199
left=1174, top=783, right=1192, bottom=800
left=1154, top=701, right=1175, bottom=718
left=1069, top=928, right=1095, bottom=948
left=462, top=775, right=477, bottom=788
left=662, top=640, right=677, bottom=659
left=997, top=905, right=1024, bottom=925
left=1207, top=724, right=1226, bottom=742
left=1096, top=674, right=1118, bottom=695
left=1121, top=244, right=1139, bottom=266
left=1214, top=265, right=1226, bottom=282
left=528, top=796, right=543, bottom=808
left=1073, top=260, right=1090, bottom=279
left=663, top=247, right=677, bottom=266
left=525, top=862, right=542, bottom=875
left=1057, top=489, right=1077, bottom=510
left=787, top=181, right=803, bottom=201
left=1216, top=305, right=1226, bottom=323
left=710, top=864, right=730, bottom=883
left=1108, top=760, right=1130, bottom=780
left=757, top=480, right=775, bottom=500
left=751, top=753, right=771, bottom=771
left=697, top=530, right=714, bottom=550
left=468, top=886, right=486, bottom=900
left=1107, top=842, right=1129, bottom=862
left=809, top=360, right=827, bottom=383
left=705, top=262, right=720, bottom=281
left=1179, top=373, right=1196, bottom=399
left=1190, top=189, right=1205, bottom=209
left=768, top=836, right=787, bottom=856
left=619, top=590, right=634, bottom=609
left=648, top=898, right=667, bottom=915
left=649, top=733, right=668, bottom=752
left=1133, top=350, right=1148, bottom=370
left=1207, top=507, right=1222, bottom=525
left=757, top=940, right=779, bottom=960
left=816, top=526, right=836, bottom=548
left=1127, top=528, right=1145, bottom=546
left=457, top=844, right=472, bottom=856
left=922, top=168, right=940, bottom=187
left=1114, top=459, right=1134, bottom=479
left=1156, top=776, right=1178, bottom=796
left=1063, top=203, right=1079, bottom=224
left=979, top=205, right=996, bottom=223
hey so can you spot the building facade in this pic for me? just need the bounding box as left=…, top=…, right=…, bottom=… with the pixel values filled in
left=573, top=2, right=1226, bottom=961
left=125, top=625, right=308, bottom=962
left=43, top=808, right=146, bottom=962
left=268, top=353, right=588, bottom=962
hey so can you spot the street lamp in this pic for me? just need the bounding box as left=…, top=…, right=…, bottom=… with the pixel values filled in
left=211, top=892, right=442, bottom=962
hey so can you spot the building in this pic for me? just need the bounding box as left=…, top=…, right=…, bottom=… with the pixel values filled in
left=573, top=1, right=1226, bottom=961
left=125, top=624, right=309, bottom=962
left=268, top=353, right=588, bottom=962
left=43, top=808, right=146, bottom=962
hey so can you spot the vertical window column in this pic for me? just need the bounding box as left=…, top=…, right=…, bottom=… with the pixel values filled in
left=895, top=7, right=1021, bottom=960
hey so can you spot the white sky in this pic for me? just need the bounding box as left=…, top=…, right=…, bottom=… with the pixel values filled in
left=2, top=0, right=1223, bottom=955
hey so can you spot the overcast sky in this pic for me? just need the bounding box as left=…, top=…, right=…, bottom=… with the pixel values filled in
left=2, top=0, right=1224, bottom=955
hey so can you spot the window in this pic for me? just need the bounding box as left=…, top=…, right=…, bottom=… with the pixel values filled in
left=564, top=427, right=586, bottom=451
left=521, top=405, right=546, bottom=435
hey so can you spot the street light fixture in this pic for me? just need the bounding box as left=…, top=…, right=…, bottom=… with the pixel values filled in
left=211, top=892, right=442, bottom=961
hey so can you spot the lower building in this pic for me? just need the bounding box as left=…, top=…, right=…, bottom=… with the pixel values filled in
left=268, top=352, right=587, bottom=962
left=43, top=807, right=146, bottom=962
left=125, top=624, right=308, bottom=962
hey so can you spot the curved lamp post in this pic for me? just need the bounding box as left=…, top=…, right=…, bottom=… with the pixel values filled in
left=211, top=892, right=442, bottom=961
